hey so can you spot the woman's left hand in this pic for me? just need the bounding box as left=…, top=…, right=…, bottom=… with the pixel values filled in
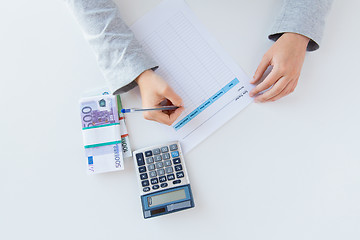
left=250, top=32, right=310, bottom=102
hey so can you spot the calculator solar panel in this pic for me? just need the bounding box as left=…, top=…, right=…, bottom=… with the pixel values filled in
left=133, top=141, right=194, bottom=218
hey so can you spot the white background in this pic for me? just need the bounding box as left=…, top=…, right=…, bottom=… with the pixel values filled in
left=1, top=0, right=359, bottom=239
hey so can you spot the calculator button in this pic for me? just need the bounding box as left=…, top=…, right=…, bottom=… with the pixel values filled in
left=141, top=180, right=149, bottom=187
left=161, top=146, right=169, bottom=153
left=165, top=167, right=173, bottom=174
left=148, top=164, right=155, bottom=171
left=149, top=171, right=157, bottom=178
left=146, top=157, right=154, bottom=164
left=176, top=171, right=184, bottom=178
left=145, top=150, right=153, bottom=157
left=155, top=162, right=164, bottom=169
left=164, top=160, right=172, bottom=166
left=171, top=151, right=179, bottom=158
left=169, top=144, right=178, bottom=151
left=173, top=180, right=181, bottom=185
left=140, top=173, right=148, bottom=180
left=152, top=185, right=160, bottom=190
left=143, top=187, right=150, bottom=192
left=151, top=178, right=159, bottom=184
left=159, top=176, right=167, bottom=183
left=154, top=155, right=162, bottom=162
left=153, top=148, right=160, bottom=155
left=136, top=153, right=145, bottom=166
left=138, top=166, right=146, bottom=173
left=174, top=164, right=183, bottom=171
left=160, top=183, right=168, bottom=188
left=167, top=174, right=175, bottom=181
left=173, top=158, right=181, bottom=164
left=162, top=153, right=170, bottom=160
left=157, top=169, right=165, bottom=176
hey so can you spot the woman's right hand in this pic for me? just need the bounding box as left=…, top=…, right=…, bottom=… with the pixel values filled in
left=136, top=70, right=184, bottom=126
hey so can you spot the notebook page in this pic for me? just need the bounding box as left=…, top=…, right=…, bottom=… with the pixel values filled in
left=131, top=0, right=254, bottom=153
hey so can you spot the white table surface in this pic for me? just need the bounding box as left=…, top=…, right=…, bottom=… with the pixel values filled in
left=1, top=0, right=360, bottom=239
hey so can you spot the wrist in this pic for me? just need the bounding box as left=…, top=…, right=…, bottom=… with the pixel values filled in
left=135, top=69, right=153, bottom=85
left=283, top=32, right=310, bottom=48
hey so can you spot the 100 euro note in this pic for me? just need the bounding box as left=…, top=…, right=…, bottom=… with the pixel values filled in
left=80, top=95, right=124, bottom=174
left=116, top=95, right=132, bottom=158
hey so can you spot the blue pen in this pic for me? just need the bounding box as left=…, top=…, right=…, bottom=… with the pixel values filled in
left=121, top=106, right=179, bottom=113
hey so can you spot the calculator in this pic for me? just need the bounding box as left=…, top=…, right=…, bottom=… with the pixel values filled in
left=133, top=141, right=195, bottom=219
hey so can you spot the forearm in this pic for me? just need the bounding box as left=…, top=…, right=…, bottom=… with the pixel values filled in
left=269, top=0, right=334, bottom=51
left=64, top=0, right=158, bottom=94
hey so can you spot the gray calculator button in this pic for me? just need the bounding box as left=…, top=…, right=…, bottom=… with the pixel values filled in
left=165, top=167, right=173, bottom=174
left=153, top=148, right=161, bottom=155
left=162, top=153, right=170, bottom=160
left=148, top=164, right=155, bottom=171
left=143, top=187, right=150, bottom=192
left=154, top=155, right=162, bottom=162
left=169, top=144, right=178, bottom=151
left=146, top=157, right=154, bottom=164
left=164, top=160, right=172, bottom=166
left=152, top=185, right=159, bottom=190
left=157, top=169, right=165, bottom=176
left=161, top=146, right=169, bottom=153
left=156, top=162, right=164, bottom=169
left=149, top=171, right=157, bottom=178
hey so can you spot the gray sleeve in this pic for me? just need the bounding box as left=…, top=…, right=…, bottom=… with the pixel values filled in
left=64, top=0, right=158, bottom=94
left=269, top=0, right=333, bottom=51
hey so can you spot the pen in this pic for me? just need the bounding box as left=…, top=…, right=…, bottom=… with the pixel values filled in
left=121, top=106, right=179, bottom=113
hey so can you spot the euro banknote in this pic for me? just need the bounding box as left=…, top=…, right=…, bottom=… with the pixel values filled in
left=80, top=95, right=124, bottom=174
left=116, top=95, right=132, bottom=158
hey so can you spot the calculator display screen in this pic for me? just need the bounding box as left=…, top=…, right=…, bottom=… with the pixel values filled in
left=148, top=189, right=186, bottom=207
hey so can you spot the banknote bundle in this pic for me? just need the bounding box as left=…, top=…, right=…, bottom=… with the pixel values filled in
left=116, top=95, right=132, bottom=158
left=80, top=93, right=131, bottom=174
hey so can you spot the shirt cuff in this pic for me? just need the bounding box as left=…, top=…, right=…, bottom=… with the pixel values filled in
left=268, top=0, right=332, bottom=51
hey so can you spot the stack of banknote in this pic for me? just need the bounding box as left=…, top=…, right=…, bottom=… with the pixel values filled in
left=80, top=92, right=131, bottom=174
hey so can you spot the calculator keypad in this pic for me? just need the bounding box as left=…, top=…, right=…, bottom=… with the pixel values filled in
left=134, top=142, right=188, bottom=193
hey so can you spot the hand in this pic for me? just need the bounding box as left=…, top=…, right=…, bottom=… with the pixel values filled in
left=136, top=70, right=184, bottom=126
left=250, top=32, right=310, bottom=102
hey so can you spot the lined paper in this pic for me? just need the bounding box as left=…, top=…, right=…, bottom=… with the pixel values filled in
left=131, top=0, right=253, bottom=153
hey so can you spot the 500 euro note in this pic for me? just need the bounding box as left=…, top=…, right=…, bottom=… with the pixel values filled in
left=80, top=95, right=124, bottom=174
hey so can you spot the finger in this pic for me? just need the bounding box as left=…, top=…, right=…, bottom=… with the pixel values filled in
left=267, top=79, right=297, bottom=102
left=251, top=55, right=271, bottom=84
left=254, top=76, right=290, bottom=102
left=167, top=106, right=184, bottom=124
left=249, top=67, right=282, bottom=97
left=162, top=86, right=183, bottom=106
left=144, top=107, right=184, bottom=126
